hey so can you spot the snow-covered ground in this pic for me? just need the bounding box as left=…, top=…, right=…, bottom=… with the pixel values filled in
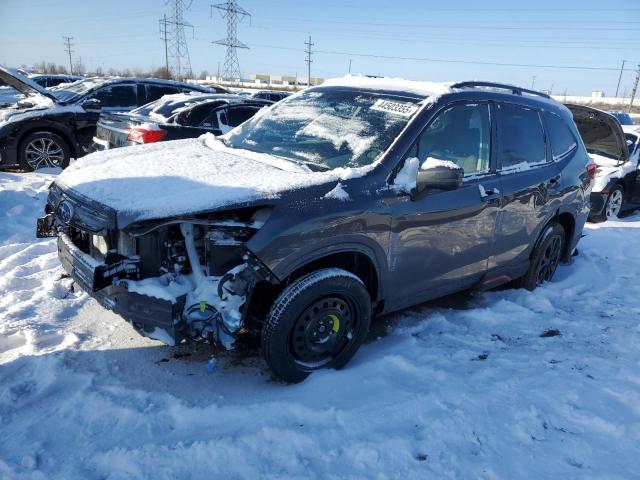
left=1, top=170, right=640, bottom=480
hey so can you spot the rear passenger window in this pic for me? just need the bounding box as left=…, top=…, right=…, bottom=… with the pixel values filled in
left=543, top=111, right=577, bottom=160
left=146, top=85, right=180, bottom=103
left=497, top=103, right=546, bottom=169
left=227, top=106, right=260, bottom=127
left=94, top=85, right=137, bottom=109
left=180, top=104, right=218, bottom=128
left=412, top=103, right=491, bottom=175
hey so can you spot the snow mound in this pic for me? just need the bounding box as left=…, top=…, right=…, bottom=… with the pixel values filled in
left=393, top=157, right=419, bottom=193
left=421, top=156, right=460, bottom=170
left=323, top=182, right=351, bottom=201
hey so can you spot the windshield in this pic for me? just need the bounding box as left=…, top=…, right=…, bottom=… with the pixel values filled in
left=50, top=78, right=105, bottom=102
left=225, top=89, right=421, bottom=170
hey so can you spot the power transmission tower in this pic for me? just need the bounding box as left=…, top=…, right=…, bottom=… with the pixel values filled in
left=615, top=60, right=626, bottom=98
left=63, top=36, right=74, bottom=75
left=211, top=1, right=250, bottom=81
left=159, top=14, right=170, bottom=79
left=629, top=64, right=640, bottom=113
left=161, top=0, right=194, bottom=80
left=305, top=36, right=314, bottom=86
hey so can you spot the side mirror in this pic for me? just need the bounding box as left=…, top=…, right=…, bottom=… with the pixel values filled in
left=415, top=164, right=464, bottom=193
left=81, top=98, right=102, bottom=111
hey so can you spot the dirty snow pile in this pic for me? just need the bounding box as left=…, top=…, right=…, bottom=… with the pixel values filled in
left=2, top=171, right=640, bottom=479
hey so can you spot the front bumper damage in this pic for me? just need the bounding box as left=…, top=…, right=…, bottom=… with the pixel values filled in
left=40, top=206, right=273, bottom=348
left=55, top=231, right=185, bottom=343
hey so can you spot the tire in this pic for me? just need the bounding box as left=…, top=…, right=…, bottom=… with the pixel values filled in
left=19, top=131, right=70, bottom=172
left=591, top=185, right=624, bottom=222
left=603, top=185, right=624, bottom=221
left=516, top=223, right=566, bottom=291
left=261, top=268, right=372, bottom=383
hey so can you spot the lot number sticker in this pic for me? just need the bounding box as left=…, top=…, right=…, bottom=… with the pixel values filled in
left=371, top=99, right=419, bottom=118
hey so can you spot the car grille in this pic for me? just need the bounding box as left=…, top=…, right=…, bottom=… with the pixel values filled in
left=53, top=190, right=116, bottom=235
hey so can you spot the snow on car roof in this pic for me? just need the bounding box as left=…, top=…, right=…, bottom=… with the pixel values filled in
left=321, top=74, right=453, bottom=99
left=133, top=92, right=261, bottom=123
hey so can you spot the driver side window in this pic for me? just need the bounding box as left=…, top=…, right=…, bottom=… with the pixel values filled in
left=410, top=103, right=491, bottom=175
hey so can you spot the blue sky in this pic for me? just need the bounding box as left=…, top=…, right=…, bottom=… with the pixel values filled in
left=0, top=0, right=638, bottom=95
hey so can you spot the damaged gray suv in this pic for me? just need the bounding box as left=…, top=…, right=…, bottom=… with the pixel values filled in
left=38, top=78, right=593, bottom=383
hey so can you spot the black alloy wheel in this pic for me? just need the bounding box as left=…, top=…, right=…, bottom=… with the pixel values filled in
left=19, top=131, right=70, bottom=171
left=516, top=223, right=566, bottom=291
left=535, top=233, right=563, bottom=285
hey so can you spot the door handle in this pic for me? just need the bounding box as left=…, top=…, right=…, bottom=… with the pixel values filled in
left=479, top=184, right=500, bottom=199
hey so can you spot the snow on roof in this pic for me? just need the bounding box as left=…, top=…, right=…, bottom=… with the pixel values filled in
left=135, top=92, right=256, bottom=123
left=321, top=74, right=452, bottom=99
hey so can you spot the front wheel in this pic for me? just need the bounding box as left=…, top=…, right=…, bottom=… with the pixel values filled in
left=516, top=223, right=566, bottom=291
left=19, top=131, right=70, bottom=172
left=261, top=268, right=372, bottom=383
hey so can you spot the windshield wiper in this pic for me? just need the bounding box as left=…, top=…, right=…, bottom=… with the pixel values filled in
left=298, top=160, right=330, bottom=172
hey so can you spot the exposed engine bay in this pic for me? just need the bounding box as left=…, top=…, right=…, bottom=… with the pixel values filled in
left=40, top=200, right=274, bottom=348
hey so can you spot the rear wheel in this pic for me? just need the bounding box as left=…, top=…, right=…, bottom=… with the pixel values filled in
left=604, top=186, right=624, bottom=221
left=261, top=268, right=372, bottom=383
left=516, top=223, right=566, bottom=291
left=19, top=131, right=70, bottom=172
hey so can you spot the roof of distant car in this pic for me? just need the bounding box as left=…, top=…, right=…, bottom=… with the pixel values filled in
left=129, top=92, right=271, bottom=123
left=251, top=90, right=292, bottom=95
left=29, top=74, right=83, bottom=80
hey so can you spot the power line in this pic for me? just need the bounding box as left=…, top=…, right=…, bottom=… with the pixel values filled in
left=315, top=49, right=638, bottom=72
left=305, top=36, right=313, bottom=86
left=62, top=36, right=74, bottom=75
left=257, top=17, right=640, bottom=32
left=248, top=42, right=639, bottom=72
left=249, top=23, right=640, bottom=44
left=211, top=0, right=250, bottom=81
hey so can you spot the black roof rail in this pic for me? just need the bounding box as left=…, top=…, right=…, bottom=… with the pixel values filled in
left=451, top=81, right=550, bottom=99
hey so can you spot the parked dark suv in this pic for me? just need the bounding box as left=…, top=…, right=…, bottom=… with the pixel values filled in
left=0, top=66, right=220, bottom=170
left=37, top=78, right=593, bottom=383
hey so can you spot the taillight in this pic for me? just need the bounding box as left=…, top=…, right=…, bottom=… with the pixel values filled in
left=127, top=127, right=167, bottom=144
left=586, top=163, right=597, bottom=181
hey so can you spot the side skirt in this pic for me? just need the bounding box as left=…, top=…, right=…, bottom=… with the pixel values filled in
left=475, top=261, right=530, bottom=292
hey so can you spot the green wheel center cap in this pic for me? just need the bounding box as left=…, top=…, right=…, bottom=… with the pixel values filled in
left=328, top=314, right=340, bottom=332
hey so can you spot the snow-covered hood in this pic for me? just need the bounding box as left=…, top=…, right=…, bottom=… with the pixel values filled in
left=0, top=65, right=58, bottom=103
left=0, top=66, right=60, bottom=122
left=566, top=104, right=628, bottom=164
left=55, top=134, right=347, bottom=226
